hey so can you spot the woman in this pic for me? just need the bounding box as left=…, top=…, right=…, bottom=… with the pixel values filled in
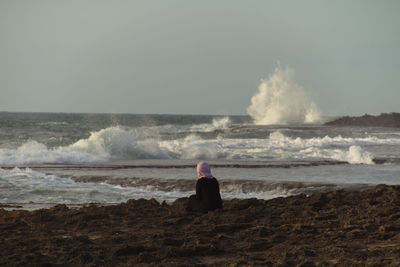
left=187, top=161, right=222, bottom=212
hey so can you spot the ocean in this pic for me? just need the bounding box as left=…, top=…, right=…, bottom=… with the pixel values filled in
left=1, top=112, right=399, bottom=209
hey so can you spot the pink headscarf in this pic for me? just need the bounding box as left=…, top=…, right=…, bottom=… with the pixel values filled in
left=197, top=161, right=213, bottom=178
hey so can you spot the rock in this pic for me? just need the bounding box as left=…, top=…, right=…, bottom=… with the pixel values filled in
left=1, top=185, right=400, bottom=265
left=325, top=112, right=400, bottom=127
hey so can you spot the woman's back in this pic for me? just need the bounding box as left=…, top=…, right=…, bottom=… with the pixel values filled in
left=196, top=177, right=222, bottom=211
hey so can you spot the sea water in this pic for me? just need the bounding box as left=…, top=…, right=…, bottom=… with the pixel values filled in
left=1, top=112, right=400, bottom=209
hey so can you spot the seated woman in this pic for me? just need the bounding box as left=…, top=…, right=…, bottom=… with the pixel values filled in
left=187, top=161, right=222, bottom=212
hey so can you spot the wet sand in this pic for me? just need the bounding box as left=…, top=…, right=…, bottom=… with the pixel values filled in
left=1, top=184, right=400, bottom=266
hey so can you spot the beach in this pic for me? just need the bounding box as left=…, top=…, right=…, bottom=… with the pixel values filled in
left=1, top=113, right=400, bottom=265
left=1, top=184, right=400, bottom=266
left=2, top=0, right=400, bottom=265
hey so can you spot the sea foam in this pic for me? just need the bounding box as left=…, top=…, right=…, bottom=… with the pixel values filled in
left=247, top=64, right=321, bottom=125
left=0, top=125, right=395, bottom=165
left=71, top=126, right=171, bottom=159
left=0, top=167, right=186, bottom=204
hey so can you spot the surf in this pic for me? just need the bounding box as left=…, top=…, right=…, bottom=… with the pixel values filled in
left=1, top=125, right=397, bottom=165
left=247, top=64, right=322, bottom=125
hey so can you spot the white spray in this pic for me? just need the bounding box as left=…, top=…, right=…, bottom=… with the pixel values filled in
left=247, top=64, right=321, bottom=125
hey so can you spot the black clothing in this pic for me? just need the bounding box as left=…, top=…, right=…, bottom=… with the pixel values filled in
left=187, top=177, right=222, bottom=212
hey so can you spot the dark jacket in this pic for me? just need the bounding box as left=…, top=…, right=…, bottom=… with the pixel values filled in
left=194, top=177, right=222, bottom=212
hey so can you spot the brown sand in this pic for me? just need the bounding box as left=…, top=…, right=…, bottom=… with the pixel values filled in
left=1, top=184, right=400, bottom=266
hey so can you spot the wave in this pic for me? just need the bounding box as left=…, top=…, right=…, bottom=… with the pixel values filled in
left=0, top=167, right=370, bottom=205
left=187, top=117, right=232, bottom=133
left=38, top=121, right=69, bottom=126
left=0, top=168, right=185, bottom=204
left=71, top=127, right=171, bottom=159
left=134, top=116, right=232, bottom=136
left=0, top=140, right=108, bottom=165
left=0, top=118, right=232, bottom=165
left=72, top=175, right=369, bottom=195
left=247, top=64, right=322, bottom=125
left=266, top=131, right=379, bottom=164
left=0, top=125, right=399, bottom=165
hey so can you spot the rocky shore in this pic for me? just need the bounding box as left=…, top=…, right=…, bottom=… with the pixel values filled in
left=325, top=112, right=400, bottom=127
left=1, top=185, right=400, bottom=266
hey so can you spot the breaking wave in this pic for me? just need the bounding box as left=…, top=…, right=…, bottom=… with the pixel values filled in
left=73, top=175, right=369, bottom=197
left=247, top=64, right=322, bottom=125
left=136, top=116, right=232, bottom=136
left=0, top=127, right=394, bottom=165
left=0, top=168, right=185, bottom=204
left=0, top=167, right=371, bottom=205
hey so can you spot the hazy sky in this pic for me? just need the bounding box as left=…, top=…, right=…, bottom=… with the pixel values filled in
left=1, top=0, right=399, bottom=116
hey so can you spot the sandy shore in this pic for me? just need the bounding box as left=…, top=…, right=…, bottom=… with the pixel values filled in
left=1, top=185, right=400, bottom=266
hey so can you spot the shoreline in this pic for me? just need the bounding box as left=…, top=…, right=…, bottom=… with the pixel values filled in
left=1, top=184, right=400, bottom=265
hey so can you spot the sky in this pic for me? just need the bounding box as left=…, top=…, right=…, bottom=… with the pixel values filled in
left=1, top=0, right=399, bottom=116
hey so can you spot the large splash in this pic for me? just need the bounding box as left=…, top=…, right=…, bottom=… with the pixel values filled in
left=247, top=64, right=322, bottom=125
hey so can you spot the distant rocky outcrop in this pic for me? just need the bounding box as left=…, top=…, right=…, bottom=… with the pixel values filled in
left=325, top=112, right=400, bottom=127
